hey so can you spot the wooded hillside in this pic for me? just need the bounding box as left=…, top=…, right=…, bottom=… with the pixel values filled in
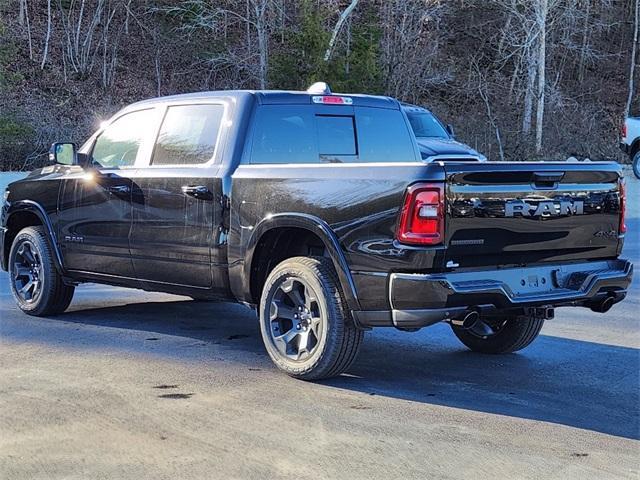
left=0, top=0, right=638, bottom=170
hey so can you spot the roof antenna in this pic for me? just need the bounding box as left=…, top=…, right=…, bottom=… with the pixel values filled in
left=307, top=82, right=332, bottom=95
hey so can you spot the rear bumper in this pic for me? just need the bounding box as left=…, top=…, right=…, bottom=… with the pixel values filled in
left=352, top=259, right=633, bottom=329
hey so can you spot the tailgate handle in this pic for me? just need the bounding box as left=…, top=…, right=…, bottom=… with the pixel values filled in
left=532, top=171, right=564, bottom=188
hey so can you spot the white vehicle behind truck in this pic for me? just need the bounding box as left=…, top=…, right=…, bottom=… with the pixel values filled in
left=621, top=116, right=640, bottom=179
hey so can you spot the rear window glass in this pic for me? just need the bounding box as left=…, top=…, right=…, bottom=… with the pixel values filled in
left=316, top=115, right=356, bottom=156
left=251, top=106, right=316, bottom=164
left=152, top=104, right=224, bottom=166
left=250, top=104, right=416, bottom=164
left=356, top=107, right=417, bottom=163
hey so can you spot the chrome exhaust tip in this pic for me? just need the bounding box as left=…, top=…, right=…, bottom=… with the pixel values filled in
left=451, top=310, right=480, bottom=330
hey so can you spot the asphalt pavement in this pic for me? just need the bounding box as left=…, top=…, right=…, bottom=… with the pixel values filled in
left=0, top=170, right=638, bottom=479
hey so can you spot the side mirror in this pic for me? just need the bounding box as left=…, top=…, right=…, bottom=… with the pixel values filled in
left=49, top=142, right=77, bottom=165
left=446, top=124, right=455, bottom=137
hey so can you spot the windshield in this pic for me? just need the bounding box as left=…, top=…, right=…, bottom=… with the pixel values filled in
left=406, top=112, right=449, bottom=139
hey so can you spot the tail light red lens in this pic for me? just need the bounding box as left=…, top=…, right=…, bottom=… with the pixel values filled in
left=397, top=183, right=445, bottom=245
left=619, top=178, right=626, bottom=234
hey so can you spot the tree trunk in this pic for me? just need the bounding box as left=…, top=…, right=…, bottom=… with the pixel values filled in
left=578, top=0, right=591, bottom=85
left=522, top=47, right=536, bottom=135
left=535, top=0, right=548, bottom=154
left=40, top=0, right=52, bottom=70
left=254, top=0, right=268, bottom=89
left=324, top=0, right=359, bottom=62
left=19, top=0, right=25, bottom=25
left=625, top=0, right=639, bottom=117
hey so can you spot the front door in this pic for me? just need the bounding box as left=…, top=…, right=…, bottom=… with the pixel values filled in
left=58, top=108, right=159, bottom=278
left=129, top=102, right=227, bottom=289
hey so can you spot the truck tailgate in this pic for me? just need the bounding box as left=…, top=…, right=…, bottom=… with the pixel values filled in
left=444, top=162, right=624, bottom=268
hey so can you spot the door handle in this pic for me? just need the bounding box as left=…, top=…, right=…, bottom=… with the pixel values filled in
left=106, top=184, right=131, bottom=194
left=182, top=185, right=212, bottom=200
left=532, top=171, right=564, bottom=189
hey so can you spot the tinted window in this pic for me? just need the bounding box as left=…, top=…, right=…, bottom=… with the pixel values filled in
left=251, top=106, right=316, bottom=164
left=152, top=104, right=224, bottom=166
left=316, top=115, right=356, bottom=156
left=406, top=112, right=449, bottom=139
left=92, top=109, right=156, bottom=168
left=356, top=107, right=417, bottom=163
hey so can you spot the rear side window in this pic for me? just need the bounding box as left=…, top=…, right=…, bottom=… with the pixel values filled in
left=356, top=107, right=416, bottom=163
left=251, top=106, right=316, bottom=164
left=152, top=104, right=224, bottom=166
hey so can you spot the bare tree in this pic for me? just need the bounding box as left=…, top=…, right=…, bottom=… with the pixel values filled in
left=40, top=0, right=52, bottom=69
left=625, top=0, right=639, bottom=117
left=379, top=0, right=449, bottom=101
left=472, top=59, right=505, bottom=161
left=535, top=0, right=548, bottom=153
left=165, top=0, right=279, bottom=89
left=18, top=0, right=34, bottom=60
left=324, top=0, right=359, bottom=62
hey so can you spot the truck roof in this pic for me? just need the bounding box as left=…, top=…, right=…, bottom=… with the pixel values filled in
left=126, top=89, right=399, bottom=110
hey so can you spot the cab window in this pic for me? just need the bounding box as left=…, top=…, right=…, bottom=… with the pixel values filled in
left=91, top=109, right=156, bottom=168
left=151, top=104, right=225, bottom=166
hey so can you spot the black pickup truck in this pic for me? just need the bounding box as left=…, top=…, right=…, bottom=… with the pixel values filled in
left=1, top=84, right=633, bottom=379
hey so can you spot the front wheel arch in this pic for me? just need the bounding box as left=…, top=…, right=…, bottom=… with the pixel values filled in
left=4, top=203, right=64, bottom=274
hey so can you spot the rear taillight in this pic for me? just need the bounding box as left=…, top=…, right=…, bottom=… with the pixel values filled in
left=621, top=122, right=627, bottom=140
left=397, top=183, right=445, bottom=245
left=619, top=179, right=626, bottom=234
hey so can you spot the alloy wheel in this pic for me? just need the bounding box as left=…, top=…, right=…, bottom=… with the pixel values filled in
left=12, top=240, right=43, bottom=303
left=267, top=277, right=324, bottom=361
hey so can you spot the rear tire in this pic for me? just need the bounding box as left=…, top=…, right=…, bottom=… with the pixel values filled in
left=632, top=151, right=640, bottom=180
left=259, top=256, right=363, bottom=380
left=451, top=314, right=544, bottom=354
left=9, top=226, right=75, bottom=316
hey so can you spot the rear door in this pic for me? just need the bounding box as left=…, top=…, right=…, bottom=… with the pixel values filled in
left=444, top=162, right=624, bottom=268
left=129, top=101, right=228, bottom=289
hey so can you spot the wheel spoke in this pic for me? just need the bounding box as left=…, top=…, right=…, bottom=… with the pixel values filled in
left=20, top=245, right=36, bottom=264
left=273, top=327, right=299, bottom=356
left=285, top=288, right=305, bottom=308
left=13, top=266, right=30, bottom=278
left=310, top=316, right=322, bottom=339
left=19, top=279, right=34, bottom=297
left=296, top=332, right=310, bottom=360
left=304, top=285, right=317, bottom=310
left=270, top=299, right=297, bottom=321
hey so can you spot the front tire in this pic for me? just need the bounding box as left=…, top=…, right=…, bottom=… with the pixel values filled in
left=451, top=314, right=544, bottom=354
left=259, top=256, right=363, bottom=380
left=9, top=226, right=75, bottom=316
left=632, top=151, right=640, bottom=180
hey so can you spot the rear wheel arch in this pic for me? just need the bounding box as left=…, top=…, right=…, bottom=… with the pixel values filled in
left=245, top=214, right=360, bottom=311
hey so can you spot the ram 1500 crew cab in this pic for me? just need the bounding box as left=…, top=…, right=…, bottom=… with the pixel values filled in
left=1, top=83, right=633, bottom=379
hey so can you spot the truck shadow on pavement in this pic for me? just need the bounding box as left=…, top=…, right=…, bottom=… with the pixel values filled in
left=4, top=295, right=639, bottom=441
